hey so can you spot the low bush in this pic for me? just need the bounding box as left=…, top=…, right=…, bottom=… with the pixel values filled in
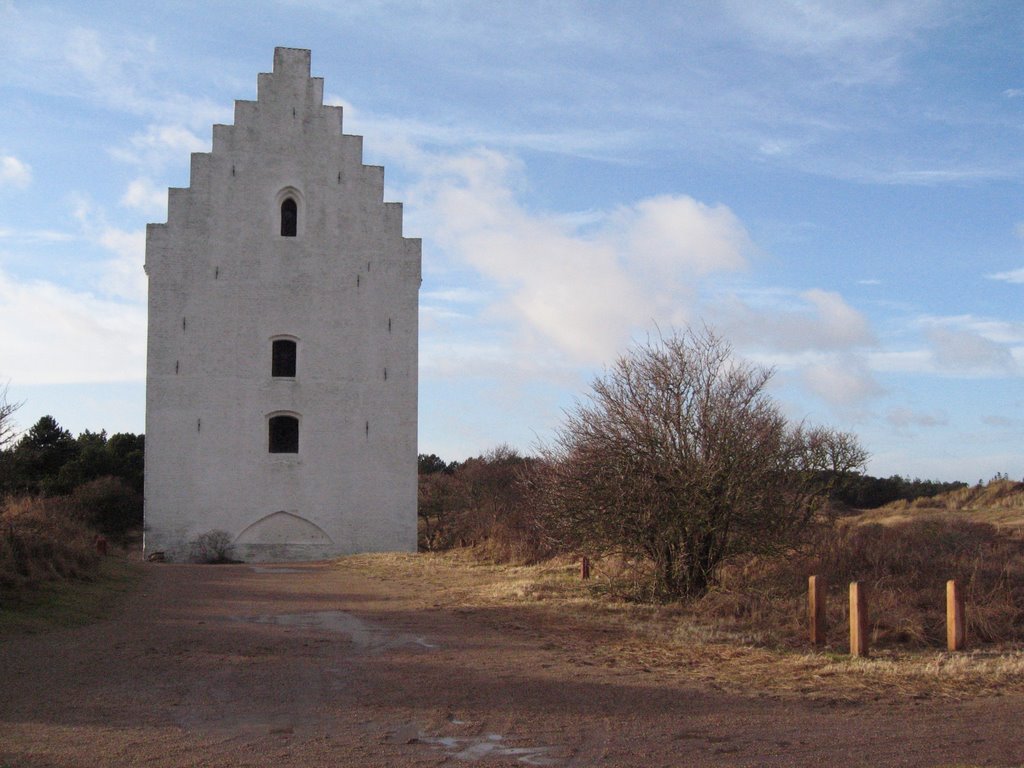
left=0, top=495, right=100, bottom=594
left=188, top=530, right=238, bottom=564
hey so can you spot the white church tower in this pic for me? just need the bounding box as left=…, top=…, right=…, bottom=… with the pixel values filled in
left=143, top=48, right=420, bottom=562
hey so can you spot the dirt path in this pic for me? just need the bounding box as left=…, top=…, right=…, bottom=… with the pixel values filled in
left=2, top=558, right=1023, bottom=767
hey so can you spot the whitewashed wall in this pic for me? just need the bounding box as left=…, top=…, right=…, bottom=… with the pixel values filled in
left=144, top=48, right=420, bottom=562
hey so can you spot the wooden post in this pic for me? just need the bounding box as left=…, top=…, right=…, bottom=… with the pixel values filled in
left=809, top=575, right=826, bottom=646
left=581, top=556, right=591, bottom=580
left=946, top=580, right=965, bottom=651
left=849, top=581, right=869, bottom=658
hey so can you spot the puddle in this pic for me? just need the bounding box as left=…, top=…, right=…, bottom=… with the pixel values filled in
left=235, top=611, right=437, bottom=653
left=249, top=566, right=307, bottom=574
left=392, top=725, right=557, bottom=765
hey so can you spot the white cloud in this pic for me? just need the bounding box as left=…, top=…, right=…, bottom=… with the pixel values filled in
left=97, top=227, right=147, bottom=302
left=721, top=0, right=944, bottom=84
left=615, top=195, right=750, bottom=276
left=864, top=315, right=1023, bottom=379
left=718, top=288, right=874, bottom=353
left=982, top=415, right=1016, bottom=428
left=110, top=124, right=209, bottom=171
left=919, top=314, right=1024, bottom=345
left=422, top=288, right=490, bottom=304
left=0, top=155, right=31, bottom=188
left=803, top=356, right=884, bottom=407
left=987, top=267, right=1024, bottom=284
left=415, top=147, right=752, bottom=364
left=0, top=268, right=145, bottom=384
left=887, top=407, right=948, bottom=430
left=927, top=327, right=1017, bottom=375
left=121, top=177, right=168, bottom=217
left=866, top=348, right=932, bottom=373
left=68, top=195, right=147, bottom=302
left=0, top=227, right=72, bottom=243
left=725, top=0, right=940, bottom=50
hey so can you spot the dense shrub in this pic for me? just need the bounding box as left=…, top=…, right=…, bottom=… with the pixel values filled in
left=0, top=495, right=100, bottom=593
left=417, top=446, right=550, bottom=563
left=69, top=476, right=143, bottom=540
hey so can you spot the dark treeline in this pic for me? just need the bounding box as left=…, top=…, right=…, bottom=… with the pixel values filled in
left=831, top=473, right=968, bottom=509
left=417, top=450, right=970, bottom=560
left=1, top=415, right=144, bottom=538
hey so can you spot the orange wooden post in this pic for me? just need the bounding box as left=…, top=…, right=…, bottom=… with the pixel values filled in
left=946, top=579, right=965, bottom=651
left=849, top=581, right=869, bottom=658
left=581, top=556, right=591, bottom=580
left=809, top=575, right=826, bottom=646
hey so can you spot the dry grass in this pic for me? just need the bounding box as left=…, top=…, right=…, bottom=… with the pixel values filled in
left=856, top=479, right=1024, bottom=529
left=0, top=495, right=100, bottom=596
left=335, top=548, right=1024, bottom=701
left=696, top=518, right=1024, bottom=648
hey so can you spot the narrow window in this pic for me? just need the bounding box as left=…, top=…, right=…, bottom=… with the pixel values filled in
left=281, top=198, right=297, bottom=237
left=269, top=415, right=299, bottom=453
left=272, top=339, right=297, bottom=377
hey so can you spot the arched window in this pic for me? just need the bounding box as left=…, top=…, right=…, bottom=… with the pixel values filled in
left=269, top=415, right=299, bottom=453
left=272, top=339, right=297, bottom=377
left=280, top=197, right=297, bottom=237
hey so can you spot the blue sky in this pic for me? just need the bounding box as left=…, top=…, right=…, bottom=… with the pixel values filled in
left=1, top=1, right=1022, bottom=481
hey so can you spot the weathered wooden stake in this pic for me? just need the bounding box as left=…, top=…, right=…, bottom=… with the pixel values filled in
left=946, top=579, right=965, bottom=651
left=581, top=556, right=591, bottom=580
left=809, top=575, right=826, bottom=646
left=849, top=581, right=869, bottom=658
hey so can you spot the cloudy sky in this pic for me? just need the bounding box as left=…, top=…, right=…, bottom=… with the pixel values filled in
left=1, top=1, right=1022, bottom=481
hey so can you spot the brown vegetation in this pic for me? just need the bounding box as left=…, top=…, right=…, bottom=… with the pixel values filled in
left=698, top=517, right=1024, bottom=648
left=0, top=495, right=100, bottom=595
left=418, top=445, right=549, bottom=563
left=339, top=550, right=1024, bottom=699
left=426, top=329, right=867, bottom=601
left=417, top=461, right=1024, bottom=655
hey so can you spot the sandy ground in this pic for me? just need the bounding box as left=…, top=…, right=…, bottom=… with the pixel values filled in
left=2, top=558, right=1023, bottom=767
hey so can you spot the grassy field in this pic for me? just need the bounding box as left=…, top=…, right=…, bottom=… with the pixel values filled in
left=0, top=554, right=140, bottom=636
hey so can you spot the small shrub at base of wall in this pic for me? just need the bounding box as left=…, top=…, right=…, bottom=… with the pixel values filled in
left=188, top=530, right=240, bottom=564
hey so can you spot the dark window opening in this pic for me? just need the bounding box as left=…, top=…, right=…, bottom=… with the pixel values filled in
left=272, top=339, right=297, bottom=377
left=269, top=415, right=299, bottom=453
left=281, top=198, right=297, bottom=237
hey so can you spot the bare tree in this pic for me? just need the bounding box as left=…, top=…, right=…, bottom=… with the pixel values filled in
left=536, top=328, right=867, bottom=599
left=0, top=383, right=21, bottom=451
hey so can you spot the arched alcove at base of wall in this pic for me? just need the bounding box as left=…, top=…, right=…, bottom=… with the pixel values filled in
left=235, top=510, right=333, bottom=545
